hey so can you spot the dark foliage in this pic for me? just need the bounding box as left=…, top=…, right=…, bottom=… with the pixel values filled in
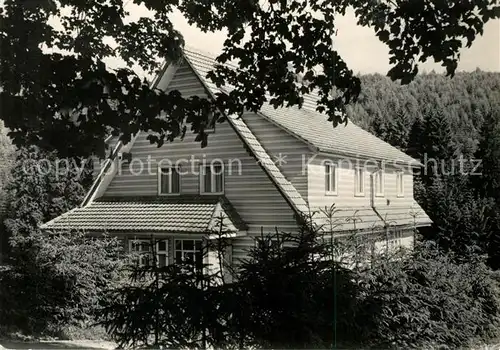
left=0, top=232, right=125, bottom=336
left=100, top=218, right=500, bottom=349
left=0, top=0, right=498, bottom=157
left=357, top=241, right=500, bottom=349
left=99, top=231, right=234, bottom=349
left=0, top=146, right=124, bottom=336
left=351, top=72, right=500, bottom=267
left=347, top=71, right=500, bottom=159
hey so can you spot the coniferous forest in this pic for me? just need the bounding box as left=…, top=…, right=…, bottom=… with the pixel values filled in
left=346, top=70, right=500, bottom=268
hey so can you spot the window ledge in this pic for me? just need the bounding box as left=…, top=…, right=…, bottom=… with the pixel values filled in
left=158, top=192, right=181, bottom=196
left=325, top=191, right=338, bottom=196
left=354, top=192, right=365, bottom=197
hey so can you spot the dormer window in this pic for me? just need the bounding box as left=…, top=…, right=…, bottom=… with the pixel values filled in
left=355, top=167, right=365, bottom=196
left=158, top=166, right=181, bottom=195
left=374, top=170, right=384, bottom=197
left=200, top=163, right=224, bottom=194
left=325, top=162, right=338, bottom=195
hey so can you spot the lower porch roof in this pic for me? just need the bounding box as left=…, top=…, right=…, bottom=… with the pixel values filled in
left=40, top=195, right=248, bottom=234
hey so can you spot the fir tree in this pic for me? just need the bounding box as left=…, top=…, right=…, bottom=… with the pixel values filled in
left=384, top=108, right=411, bottom=150
left=407, top=117, right=425, bottom=161
left=421, top=107, right=459, bottom=184
left=473, top=110, right=500, bottom=203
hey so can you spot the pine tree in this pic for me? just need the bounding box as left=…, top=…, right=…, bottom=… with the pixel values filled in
left=420, top=107, right=459, bottom=184
left=423, top=175, right=493, bottom=260
left=407, top=117, right=425, bottom=160
left=473, top=110, right=500, bottom=203
left=384, top=108, right=411, bottom=150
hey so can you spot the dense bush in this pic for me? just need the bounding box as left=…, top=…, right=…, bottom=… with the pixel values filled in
left=0, top=231, right=125, bottom=336
left=99, top=237, right=234, bottom=349
left=356, top=241, right=500, bottom=348
left=0, top=146, right=125, bottom=336
left=100, top=222, right=500, bottom=349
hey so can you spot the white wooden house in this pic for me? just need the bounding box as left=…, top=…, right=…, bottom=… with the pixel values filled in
left=41, top=47, right=431, bottom=266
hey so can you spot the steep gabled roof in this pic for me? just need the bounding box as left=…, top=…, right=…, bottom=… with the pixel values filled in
left=44, top=46, right=430, bottom=234
left=183, top=48, right=419, bottom=165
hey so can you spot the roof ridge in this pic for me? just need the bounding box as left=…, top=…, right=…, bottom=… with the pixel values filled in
left=183, top=47, right=419, bottom=165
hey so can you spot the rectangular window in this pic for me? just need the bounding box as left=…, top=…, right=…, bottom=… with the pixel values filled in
left=388, top=230, right=403, bottom=249
left=175, top=239, right=203, bottom=268
left=159, top=166, right=181, bottom=195
left=204, top=111, right=216, bottom=134
left=200, top=163, right=224, bottom=194
left=129, top=239, right=151, bottom=267
left=325, top=163, right=338, bottom=195
left=396, top=171, right=404, bottom=197
left=355, top=167, right=365, bottom=196
left=129, top=239, right=169, bottom=267
left=157, top=240, right=168, bottom=267
left=374, top=170, right=384, bottom=197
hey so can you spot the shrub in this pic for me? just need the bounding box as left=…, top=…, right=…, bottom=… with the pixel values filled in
left=0, top=231, right=125, bottom=336
left=99, top=220, right=500, bottom=349
left=355, top=241, right=500, bottom=349
left=99, top=236, right=233, bottom=349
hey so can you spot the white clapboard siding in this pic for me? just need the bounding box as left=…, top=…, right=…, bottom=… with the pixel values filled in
left=242, top=112, right=310, bottom=199
left=307, top=155, right=416, bottom=210
left=102, top=61, right=299, bottom=263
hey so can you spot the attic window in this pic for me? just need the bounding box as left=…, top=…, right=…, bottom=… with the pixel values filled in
left=159, top=166, right=181, bottom=195
left=204, top=111, right=216, bottom=134
left=200, top=163, right=224, bottom=194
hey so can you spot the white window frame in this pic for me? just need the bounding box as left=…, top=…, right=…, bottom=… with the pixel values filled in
left=174, top=239, right=203, bottom=265
left=354, top=167, right=365, bottom=197
left=200, top=163, right=224, bottom=195
left=374, top=170, right=384, bottom=197
left=396, top=171, right=405, bottom=197
left=129, top=239, right=169, bottom=267
left=158, top=166, right=181, bottom=196
left=325, top=162, right=338, bottom=196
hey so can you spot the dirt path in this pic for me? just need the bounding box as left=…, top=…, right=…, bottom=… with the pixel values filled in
left=0, top=340, right=117, bottom=349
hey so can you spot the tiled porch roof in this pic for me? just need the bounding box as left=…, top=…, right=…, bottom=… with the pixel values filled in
left=313, top=203, right=432, bottom=233
left=40, top=195, right=247, bottom=233
left=376, top=205, right=432, bottom=228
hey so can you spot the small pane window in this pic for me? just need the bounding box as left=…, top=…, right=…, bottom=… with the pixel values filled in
left=200, top=163, right=224, bottom=194
left=129, top=239, right=168, bottom=267
left=159, top=167, right=181, bottom=195
left=175, top=239, right=203, bottom=268
left=204, top=111, right=216, bottom=133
